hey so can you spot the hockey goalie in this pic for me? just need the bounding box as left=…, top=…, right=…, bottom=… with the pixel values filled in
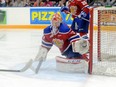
left=34, top=13, right=89, bottom=73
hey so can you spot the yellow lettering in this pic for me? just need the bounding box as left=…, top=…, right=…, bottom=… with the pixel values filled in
left=65, top=14, right=73, bottom=21
left=48, top=12, right=54, bottom=20
left=38, top=12, right=41, bottom=20
left=57, top=12, right=61, bottom=15
left=32, top=12, right=38, bottom=20
left=70, top=16, right=73, bottom=20
left=42, top=12, right=47, bottom=20
left=66, top=14, right=70, bottom=20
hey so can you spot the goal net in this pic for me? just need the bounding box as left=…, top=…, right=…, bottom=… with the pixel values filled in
left=89, top=7, right=116, bottom=76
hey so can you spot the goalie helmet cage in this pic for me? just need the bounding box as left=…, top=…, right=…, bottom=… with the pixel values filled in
left=89, top=7, right=116, bottom=76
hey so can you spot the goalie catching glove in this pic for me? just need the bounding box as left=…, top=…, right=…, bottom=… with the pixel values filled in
left=72, top=35, right=89, bottom=54
left=34, top=46, right=49, bottom=61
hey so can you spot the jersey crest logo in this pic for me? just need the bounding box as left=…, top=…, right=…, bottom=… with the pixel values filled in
left=53, top=39, right=64, bottom=48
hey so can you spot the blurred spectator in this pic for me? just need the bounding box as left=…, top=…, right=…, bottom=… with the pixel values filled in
left=52, top=1, right=58, bottom=7
left=30, top=0, right=36, bottom=5
left=13, top=0, right=24, bottom=7
left=44, top=0, right=53, bottom=7
left=66, top=0, right=69, bottom=7
left=0, top=0, right=115, bottom=7
left=33, top=0, right=44, bottom=7
left=0, top=0, right=6, bottom=7
left=24, top=0, right=33, bottom=7
left=5, top=0, right=13, bottom=7
left=58, top=0, right=66, bottom=7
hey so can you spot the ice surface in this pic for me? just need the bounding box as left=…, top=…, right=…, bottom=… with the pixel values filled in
left=0, top=29, right=116, bottom=87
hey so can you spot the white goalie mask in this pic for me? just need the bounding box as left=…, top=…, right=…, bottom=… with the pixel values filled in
left=51, top=13, right=62, bottom=35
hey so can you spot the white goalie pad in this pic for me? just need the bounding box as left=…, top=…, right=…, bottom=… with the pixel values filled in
left=34, top=46, right=48, bottom=61
left=55, top=56, right=88, bottom=73
left=72, top=39, right=89, bottom=54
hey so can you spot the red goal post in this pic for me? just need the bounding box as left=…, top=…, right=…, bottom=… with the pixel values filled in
left=89, top=7, right=116, bottom=76
left=88, top=7, right=93, bottom=74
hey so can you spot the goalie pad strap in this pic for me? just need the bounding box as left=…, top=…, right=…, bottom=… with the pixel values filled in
left=56, top=56, right=85, bottom=64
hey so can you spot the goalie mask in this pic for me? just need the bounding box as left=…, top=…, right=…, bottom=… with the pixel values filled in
left=51, top=13, right=62, bottom=28
left=51, top=13, right=62, bottom=36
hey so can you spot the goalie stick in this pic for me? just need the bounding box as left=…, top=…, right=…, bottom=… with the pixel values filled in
left=29, top=60, right=43, bottom=74
left=28, top=49, right=45, bottom=74
left=0, top=59, right=33, bottom=72
left=35, top=60, right=43, bottom=74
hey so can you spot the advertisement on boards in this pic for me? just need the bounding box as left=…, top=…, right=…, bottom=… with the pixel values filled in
left=100, top=10, right=116, bottom=26
left=30, top=7, right=73, bottom=25
left=0, top=10, right=6, bottom=24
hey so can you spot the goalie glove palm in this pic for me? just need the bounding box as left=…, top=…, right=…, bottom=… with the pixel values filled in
left=72, top=39, right=89, bottom=54
left=34, top=46, right=48, bottom=61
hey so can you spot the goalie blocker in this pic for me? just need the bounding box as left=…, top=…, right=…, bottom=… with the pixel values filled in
left=55, top=55, right=89, bottom=73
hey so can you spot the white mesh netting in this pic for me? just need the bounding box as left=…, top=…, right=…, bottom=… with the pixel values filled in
left=92, top=7, right=116, bottom=76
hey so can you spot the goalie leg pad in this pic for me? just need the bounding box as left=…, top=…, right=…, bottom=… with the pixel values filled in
left=55, top=56, right=88, bottom=73
left=34, top=46, right=48, bottom=61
